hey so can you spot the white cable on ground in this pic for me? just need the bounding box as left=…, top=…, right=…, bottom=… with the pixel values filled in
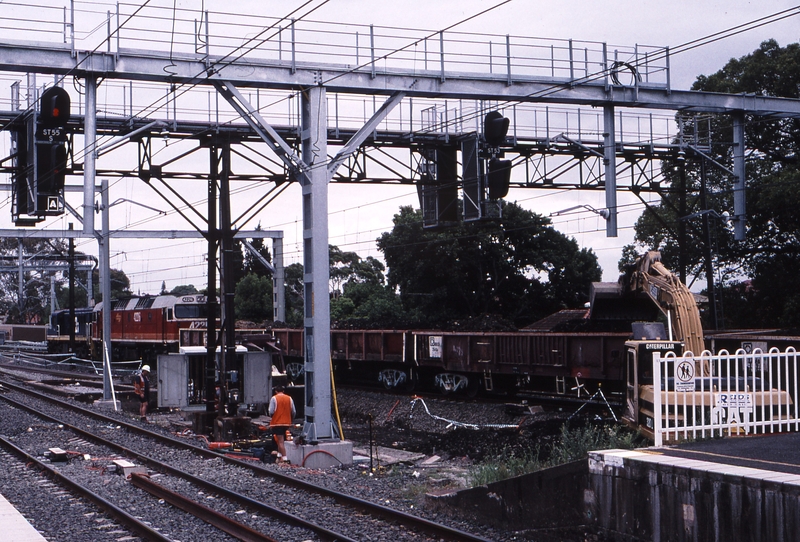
left=409, top=397, right=521, bottom=430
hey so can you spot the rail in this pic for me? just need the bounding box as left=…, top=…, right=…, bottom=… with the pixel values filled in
left=651, top=348, right=800, bottom=446
left=0, top=378, right=494, bottom=542
left=0, top=436, right=172, bottom=542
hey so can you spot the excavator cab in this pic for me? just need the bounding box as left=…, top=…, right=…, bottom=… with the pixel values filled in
left=591, top=251, right=704, bottom=437
left=623, top=323, right=683, bottom=433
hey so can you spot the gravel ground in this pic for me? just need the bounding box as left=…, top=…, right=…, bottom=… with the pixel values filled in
left=0, top=367, right=592, bottom=541
left=286, top=389, right=579, bottom=541
left=334, top=389, right=572, bottom=460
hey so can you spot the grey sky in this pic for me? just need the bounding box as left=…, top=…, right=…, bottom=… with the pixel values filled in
left=5, top=0, right=800, bottom=291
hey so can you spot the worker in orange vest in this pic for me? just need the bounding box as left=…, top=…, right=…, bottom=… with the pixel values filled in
left=268, top=385, right=296, bottom=462
left=135, top=365, right=151, bottom=422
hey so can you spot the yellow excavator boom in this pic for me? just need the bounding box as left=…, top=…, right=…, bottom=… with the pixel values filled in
left=627, top=251, right=705, bottom=355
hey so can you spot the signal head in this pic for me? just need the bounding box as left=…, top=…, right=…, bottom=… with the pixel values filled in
left=487, top=158, right=512, bottom=200
left=39, top=87, right=71, bottom=128
left=483, top=111, right=509, bottom=147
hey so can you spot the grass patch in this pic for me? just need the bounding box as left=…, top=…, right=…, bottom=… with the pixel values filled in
left=468, top=446, right=543, bottom=487
left=401, top=482, right=434, bottom=500
left=467, top=422, right=644, bottom=487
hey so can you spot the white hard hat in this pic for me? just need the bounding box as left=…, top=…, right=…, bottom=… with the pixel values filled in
left=141, top=365, right=151, bottom=372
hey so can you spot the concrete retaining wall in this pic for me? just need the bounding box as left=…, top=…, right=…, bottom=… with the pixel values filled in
left=426, top=459, right=588, bottom=532
left=587, top=449, right=800, bottom=542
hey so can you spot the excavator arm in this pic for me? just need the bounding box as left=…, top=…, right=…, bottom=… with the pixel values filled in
left=624, top=251, right=704, bottom=355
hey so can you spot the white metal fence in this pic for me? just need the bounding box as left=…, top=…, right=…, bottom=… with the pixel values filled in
left=652, top=348, right=800, bottom=446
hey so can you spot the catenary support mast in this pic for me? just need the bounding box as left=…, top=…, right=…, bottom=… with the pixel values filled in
left=301, top=86, right=333, bottom=442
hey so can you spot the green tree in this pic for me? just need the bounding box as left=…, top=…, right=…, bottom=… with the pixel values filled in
left=327, top=246, right=406, bottom=327
left=347, top=283, right=407, bottom=326
left=377, top=201, right=601, bottom=328
left=329, top=245, right=385, bottom=296
left=169, top=284, right=199, bottom=296
left=242, top=224, right=273, bottom=278
left=0, top=237, right=80, bottom=323
left=235, top=273, right=273, bottom=322
left=330, top=295, right=356, bottom=321
left=282, top=262, right=305, bottom=327
left=625, top=40, right=800, bottom=328
left=91, top=268, right=132, bottom=303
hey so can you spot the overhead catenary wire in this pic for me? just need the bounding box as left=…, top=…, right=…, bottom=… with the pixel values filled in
left=16, top=0, right=335, bottom=282
left=10, top=3, right=800, bottom=291
left=386, top=5, right=800, bottom=139
left=55, top=0, right=329, bottom=172
left=24, top=0, right=608, bottom=224
left=11, top=2, right=800, bottom=174
left=56, top=0, right=520, bottom=286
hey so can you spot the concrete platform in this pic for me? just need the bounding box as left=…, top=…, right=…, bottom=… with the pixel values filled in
left=428, top=432, right=800, bottom=540
left=0, top=491, right=47, bottom=541
left=588, top=443, right=800, bottom=542
left=284, top=440, right=353, bottom=468
left=659, top=431, right=800, bottom=475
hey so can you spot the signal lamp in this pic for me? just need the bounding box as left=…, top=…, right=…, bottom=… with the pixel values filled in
left=483, top=111, right=509, bottom=147
left=487, top=158, right=512, bottom=200
left=39, top=87, right=71, bottom=128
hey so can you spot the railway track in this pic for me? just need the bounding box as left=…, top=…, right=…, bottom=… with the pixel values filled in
left=0, top=438, right=174, bottom=542
left=1, top=354, right=623, bottom=417
left=0, top=439, right=146, bottom=541
left=0, top=377, right=494, bottom=542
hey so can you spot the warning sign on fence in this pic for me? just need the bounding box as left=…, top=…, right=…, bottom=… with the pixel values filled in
left=675, top=360, right=696, bottom=392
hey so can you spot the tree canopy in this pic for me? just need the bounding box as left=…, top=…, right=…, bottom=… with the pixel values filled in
left=328, top=245, right=405, bottom=327
left=169, top=284, right=199, bottom=296
left=235, top=273, right=273, bottom=322
left=624, top=39, right=800, bottom=328
left=0, top=236, right=134, bottom=323
left=377, top=201, right=601, bottom=328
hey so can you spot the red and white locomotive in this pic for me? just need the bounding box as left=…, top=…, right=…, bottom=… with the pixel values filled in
left=49, top=294, right=216, bottom=361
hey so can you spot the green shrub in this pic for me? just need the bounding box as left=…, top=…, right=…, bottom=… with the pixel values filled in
left=467, top=423, right=643, bottom=487
left=467, top=445, right=542, bottom=487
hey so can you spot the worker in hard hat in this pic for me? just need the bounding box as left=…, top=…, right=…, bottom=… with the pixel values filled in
left=268, top=386, right=296, bottom=462
left=135, top=365, right=151, bottom=422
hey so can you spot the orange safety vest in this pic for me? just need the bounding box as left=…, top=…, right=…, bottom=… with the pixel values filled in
left=270, top=392, right=294, bottom=427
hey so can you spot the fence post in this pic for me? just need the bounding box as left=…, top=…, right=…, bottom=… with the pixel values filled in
left=439, top=31, right=445, bottom=83
left=70, top=0, right=76, bottom=57
left=653, top=352, right=663, bottom=447
left=602, top=43, right=608, bottom=92
left=568, top=39, right=574, bottom=84
left=291, top=18, right=296, bottom=74
left=506, top=35, right=511, bottom=86
left=116, top=3, right=120, bottom=58
left=370, top=25, right=376, bottom=79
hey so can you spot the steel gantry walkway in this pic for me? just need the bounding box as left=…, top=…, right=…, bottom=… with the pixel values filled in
left=2, top=1, right=800, bottom=441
